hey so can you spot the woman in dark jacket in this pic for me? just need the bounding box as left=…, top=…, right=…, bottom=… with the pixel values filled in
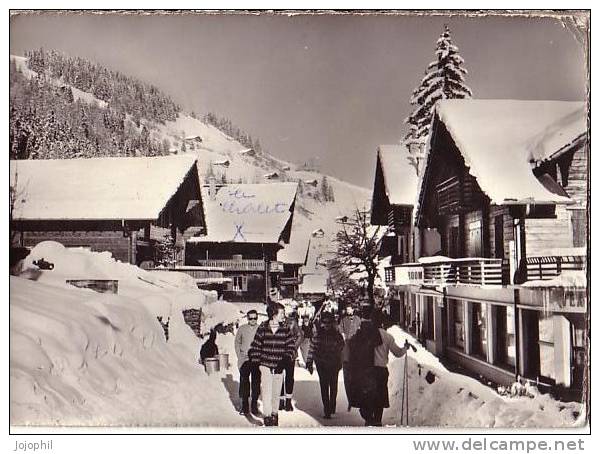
left=306, top=312, right=344, bottom=419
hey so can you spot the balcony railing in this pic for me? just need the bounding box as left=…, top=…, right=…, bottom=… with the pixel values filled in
left=197, top=259, right=283, bottom=273
left=423, top=258, right=509, bottom=286
left=386, top=258, right=509, bottom=287
left=525, top=256, right=585, bottom=281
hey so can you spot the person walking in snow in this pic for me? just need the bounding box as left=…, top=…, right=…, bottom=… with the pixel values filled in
left=339, top=304, right=362, bottom=411
left=355, top=308, right=415, bottom=427
left=234, top=309, right=261, bottom=416
left=298, top=314, right=313, bottom=366
left=249, top=302, right=296, bottom=427
left=339, top=305, right=361, bottom=342
left=306, top=311, right=344, bottom=419
left=279, top=312, right=303, bottom=412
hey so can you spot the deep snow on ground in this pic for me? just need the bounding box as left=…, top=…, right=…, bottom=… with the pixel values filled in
left=10, top=244, right=584, bottom=428
left=10, top=242, right=248, bottom=426
left=384, top=327, right=585, bottom=428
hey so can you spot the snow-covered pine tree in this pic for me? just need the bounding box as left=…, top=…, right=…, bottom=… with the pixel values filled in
left=403, top=25, right=473, bottom=174
left=327, top=182, right=335, bottom=202
left=321, top=176, right=329, bottom=202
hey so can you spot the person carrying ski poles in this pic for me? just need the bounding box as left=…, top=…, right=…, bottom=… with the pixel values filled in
left=360, top=309, right=415, bottom=426
left=305, top=311, right=344, bottom=419
left=249, top=302, right=296, bottom=427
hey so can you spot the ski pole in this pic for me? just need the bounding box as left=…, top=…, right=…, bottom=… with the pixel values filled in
left=403, top=342, right=416, bottom=426
left=404, top=351, right=409, bottom=425
left=400, top=354, right=406, bottom=425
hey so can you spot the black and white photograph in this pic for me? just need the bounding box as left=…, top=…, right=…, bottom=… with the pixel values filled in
left=8, top=9, right=590, bottom=434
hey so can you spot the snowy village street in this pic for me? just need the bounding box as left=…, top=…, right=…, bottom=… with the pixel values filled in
left=10, top=243, right=583, bottom=429
left=9, top=11, right=589, bottom=440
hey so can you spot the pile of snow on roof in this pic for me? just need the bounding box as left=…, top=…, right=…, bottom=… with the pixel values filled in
left=434, top=99, right=584, bottom=205
left=377, top=145, right=419, bottom=206
left=191, top=183, right=297, bottom=243
left=10, top=155, right=198, bottom=221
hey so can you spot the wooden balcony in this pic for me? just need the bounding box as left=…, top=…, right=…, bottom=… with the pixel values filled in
left=279, top=276, right=301, bottom=285
left=197, top=259, right=284, bottom=273
left=385, top=258, right=509, bottom=287
left=423, top=258, right=509, bottom=286
left=525, top=256, right=585, bottom=281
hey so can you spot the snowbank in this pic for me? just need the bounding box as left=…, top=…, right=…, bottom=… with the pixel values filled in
left=11, top=242, right=252, bottom=426
left=18, top=241, right=240, bottom=353
left=385, top=327, right=584, bottom=428
left=10, top=277, right=247, bottom=427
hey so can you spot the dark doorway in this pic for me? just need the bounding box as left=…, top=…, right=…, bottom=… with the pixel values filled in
left=494, top=215, right=505, bottom=259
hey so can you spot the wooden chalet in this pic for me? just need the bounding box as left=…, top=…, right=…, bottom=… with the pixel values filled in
left=383, top=99, right=588, bottom=399
left=186, top=182, right=298, bottom=303
left=277, top=235, right=311, bottom=299
left=370, top=145, right=419, bottom=265
left=10, top=156, right=204, bottom=266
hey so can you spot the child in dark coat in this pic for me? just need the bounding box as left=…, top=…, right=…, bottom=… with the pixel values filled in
left=200, top=329, right=219, bottom=362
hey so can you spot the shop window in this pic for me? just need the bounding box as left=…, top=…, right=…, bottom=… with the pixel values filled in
left=450, top=299, right=464, bottom=350
left=572, top=325, right=586, bottom=388
left=495, top=306, right=516, bottom=368
left=538, top=313, right=555, bottom=381
left=425, top=296, right=435, bottom=341
left=471, top=303, right=488, bottom=359
left=232, top=275, right=245, bottom=291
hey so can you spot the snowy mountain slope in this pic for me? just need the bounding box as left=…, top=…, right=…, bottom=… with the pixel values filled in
left=11, top=55, right=108, bottom=108
left=11, top=53, right=370, bottom=272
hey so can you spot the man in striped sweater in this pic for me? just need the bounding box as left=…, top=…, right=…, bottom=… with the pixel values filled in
left=249, top=302, right=296, bottom=427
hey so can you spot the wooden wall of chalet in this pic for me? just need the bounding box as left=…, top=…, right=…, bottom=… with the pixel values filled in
left=489, top=205, right=514, bottom=260
left=525, top=205, right=574, bottom=257
left=564, top=143, right=588, bottom=207
left=185, top=242, right=279, bottom=263
left=22, top=230, right=131, bottom=263
left=439, top=206, right=515, bottom=260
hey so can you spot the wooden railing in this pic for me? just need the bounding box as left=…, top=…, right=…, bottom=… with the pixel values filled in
left=197, top=259, right=283, bottom=272
left=384, top=266, right=396, bottom=284
left=422, top=258, right=509, bottom=286
left=525, top=256, right=585, bottom=281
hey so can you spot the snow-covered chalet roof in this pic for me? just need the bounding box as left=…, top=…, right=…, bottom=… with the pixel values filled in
left=298, top=273, right=328, bottom=295
left=189, top=183, right=298, bottom=244
left=432, top=99, right=584, bottom=205
left=10, top=155, right=199, bottom=221
left=278, top=235, right=311, bottom=265
left=377, top=145, right=419, bottom=206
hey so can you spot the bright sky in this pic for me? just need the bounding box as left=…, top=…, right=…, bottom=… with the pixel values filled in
left=9, top=11, right=587, bottom=188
